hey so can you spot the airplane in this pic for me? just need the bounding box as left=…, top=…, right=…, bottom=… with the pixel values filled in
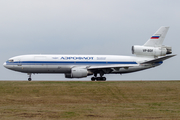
left=3, top=26, right=176, bottom=81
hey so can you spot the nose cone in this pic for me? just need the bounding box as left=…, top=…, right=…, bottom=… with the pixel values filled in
left=3, top=62, right=7, bottom=68
left=3, top=61, right=15, bottom=71
left=3, top=62, right=12, bottom=70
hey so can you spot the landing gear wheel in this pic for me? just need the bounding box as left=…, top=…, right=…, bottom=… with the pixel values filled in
left=95, top=77, right=106, bottom=81
left=96, top=77, right=101, bottom=81
left=28, top=78, right=32, bottom=81
left=91, top=77, right=95, bottom=81
left=97, top=77, right=104, bottom=81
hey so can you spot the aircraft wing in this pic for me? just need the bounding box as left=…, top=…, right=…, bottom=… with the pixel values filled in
left=88, top=64, right=139, bottom=70
left=141, top=54, right=176, bottom=64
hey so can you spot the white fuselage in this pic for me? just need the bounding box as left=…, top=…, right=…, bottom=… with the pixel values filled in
left=3, top=54, right=160, bottom=74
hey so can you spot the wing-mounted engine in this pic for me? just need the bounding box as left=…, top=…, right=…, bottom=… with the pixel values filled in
left=65, top=68, right=93, bottom=78
left=132, top=45, right=172, bottom=57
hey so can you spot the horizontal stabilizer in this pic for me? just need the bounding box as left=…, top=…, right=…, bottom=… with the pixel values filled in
left=141, top=54, right=176, bottom=64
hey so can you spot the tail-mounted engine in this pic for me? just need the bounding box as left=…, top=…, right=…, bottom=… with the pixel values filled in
left=132, top=45, right=172, bottom=57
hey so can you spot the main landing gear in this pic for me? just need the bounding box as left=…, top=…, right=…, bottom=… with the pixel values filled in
left=28, top=73, right=32, bottom=81
left=91, top=72, right=106, bottom=81
left=91, top=77, right=106, bottom=81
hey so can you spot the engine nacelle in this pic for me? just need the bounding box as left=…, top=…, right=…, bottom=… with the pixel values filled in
left=65, top=68, right=92, bottom=78
left=132, top=45, right=172, bottom=57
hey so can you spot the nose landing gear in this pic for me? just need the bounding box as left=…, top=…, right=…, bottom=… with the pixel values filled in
left=28, top=73, right=32, bottom=81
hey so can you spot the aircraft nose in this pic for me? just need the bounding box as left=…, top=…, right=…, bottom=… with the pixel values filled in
left=3, top=61, right=14, bottom=70
left=3, top=62, right=7, bottom=68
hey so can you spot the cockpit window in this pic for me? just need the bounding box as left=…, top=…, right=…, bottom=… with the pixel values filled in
left=8, top=59, right=14, bottom=62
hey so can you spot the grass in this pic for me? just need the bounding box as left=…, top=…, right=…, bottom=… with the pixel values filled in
left=0, top=81, right=180, bottom=120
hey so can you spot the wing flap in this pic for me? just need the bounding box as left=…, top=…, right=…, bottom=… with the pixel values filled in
left=88, top=64, right=139, bottom=70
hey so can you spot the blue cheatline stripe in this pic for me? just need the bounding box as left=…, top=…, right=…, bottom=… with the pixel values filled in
left=6, top=61, right=137, bottom=65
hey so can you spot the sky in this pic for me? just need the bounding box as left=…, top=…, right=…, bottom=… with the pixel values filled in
left=0, top=0, right=179, bottom=81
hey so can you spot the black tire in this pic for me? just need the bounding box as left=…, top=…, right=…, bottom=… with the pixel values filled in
left=91, top=77, right=95, bottom=81
left=96, top=77, right=101, bottom=81
left=28, top=78, right=32, bottom=81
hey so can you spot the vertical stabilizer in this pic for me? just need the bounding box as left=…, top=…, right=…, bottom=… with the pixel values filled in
left=144, top=26, right=169, bottom=47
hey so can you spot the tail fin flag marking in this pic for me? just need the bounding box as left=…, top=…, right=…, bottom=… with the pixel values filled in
left=151, top=36, right=160, bottom=39
left=144, top=26, right=169, bottom=47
